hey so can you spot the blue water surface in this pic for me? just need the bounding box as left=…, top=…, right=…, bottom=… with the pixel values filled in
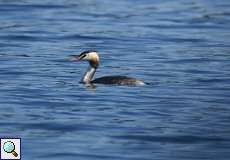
left=0, top=0, right=230, bottom=159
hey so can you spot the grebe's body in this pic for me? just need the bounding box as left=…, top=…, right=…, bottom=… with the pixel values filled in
left=71, top=50, right=145, bottom=86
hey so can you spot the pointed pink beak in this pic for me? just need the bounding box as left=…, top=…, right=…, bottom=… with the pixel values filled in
left=69, top=55, right=80, bottom=61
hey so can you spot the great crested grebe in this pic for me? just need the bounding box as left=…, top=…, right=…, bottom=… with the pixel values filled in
left=70, top=50, right=145, bottom=85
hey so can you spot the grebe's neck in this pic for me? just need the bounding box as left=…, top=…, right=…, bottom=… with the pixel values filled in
left=82, top=65, right=97, bottom=84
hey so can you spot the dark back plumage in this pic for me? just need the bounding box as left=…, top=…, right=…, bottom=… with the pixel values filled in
left=91, top=76, right=143, bottom=85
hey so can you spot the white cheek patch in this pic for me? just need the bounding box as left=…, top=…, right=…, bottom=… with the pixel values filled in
left=85, top=54, right=91, bottom=60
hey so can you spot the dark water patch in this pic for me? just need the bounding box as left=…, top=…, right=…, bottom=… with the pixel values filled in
left=0, top=53, right=30, bottom=57
left=0, top=69, right=34, bottom=76
left=0, top=121, right=103, bottom=133
left=83, top=12, right=138, bottom=20
left=58, top=34, right=134, bottom=42
left=180, top=69, right=224, bottom=75
left=42, top=17, right=93, bottom=22
left=0, top=43, right=27, bottom=48
left=19, top=30, right=56, bottom=35
left=195, top=78, right=230, bottom=83
left=0, top=24, right=25, bottom=30
left=0, top=4, right=73, bottom=12
left=0, top=35, right=49, bottom=42
left=142, top=23, right=230, bottom=30
left=24, top=122, right=103, bottom=132
left=39, top=152, right=145, bottom=160
left=113, top=134, right=228, bottom=144
left=163, top=58, right=227, bottom=64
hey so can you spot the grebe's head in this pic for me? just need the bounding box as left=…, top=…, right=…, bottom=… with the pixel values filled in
left=71, top=50, right=100, bottom=68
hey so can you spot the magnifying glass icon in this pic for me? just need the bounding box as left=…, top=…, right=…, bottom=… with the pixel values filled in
left=3, top=141, right=18, bottom=157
